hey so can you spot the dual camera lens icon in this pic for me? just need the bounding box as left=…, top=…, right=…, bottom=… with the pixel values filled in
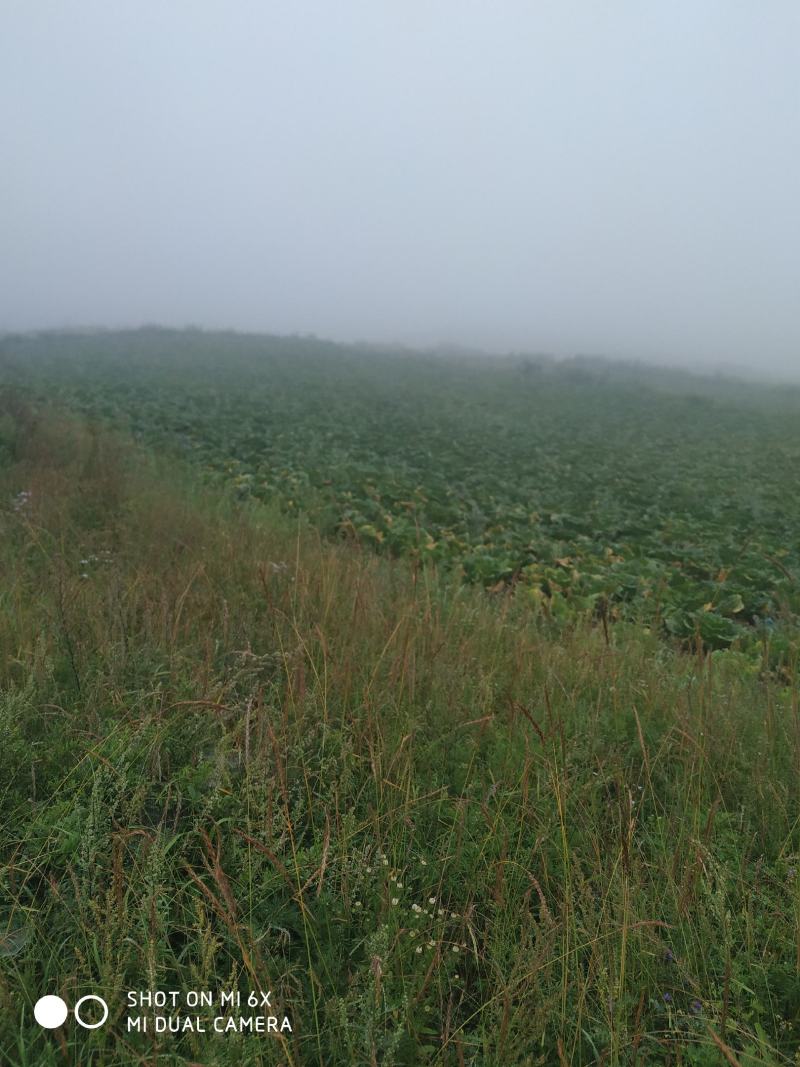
left=34, top=994, right=108, bottom=1030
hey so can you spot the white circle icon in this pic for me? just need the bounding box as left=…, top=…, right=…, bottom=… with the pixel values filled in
left=74, top=994, right=109, bottom=1029
left=34, top=995, right=69, bottom=1029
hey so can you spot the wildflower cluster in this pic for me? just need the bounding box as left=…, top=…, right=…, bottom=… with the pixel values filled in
left=354, top=852, right=469, bottom=966
left=78, top=549, right=114, bottom=579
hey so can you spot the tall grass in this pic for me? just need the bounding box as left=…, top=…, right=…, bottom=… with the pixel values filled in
left=0, top=398, right=798, bottom=1065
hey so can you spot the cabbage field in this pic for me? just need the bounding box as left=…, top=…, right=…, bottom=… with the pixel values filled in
left=4, top=328, right=800, bottom=663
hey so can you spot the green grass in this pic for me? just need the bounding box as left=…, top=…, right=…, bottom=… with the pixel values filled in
left=1, top=392, right=799, bottom=1065
left=4, top=329, right=800, bottom=665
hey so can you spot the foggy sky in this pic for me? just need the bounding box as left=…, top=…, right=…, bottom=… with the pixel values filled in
left=2, top=2, right=799, bottom=376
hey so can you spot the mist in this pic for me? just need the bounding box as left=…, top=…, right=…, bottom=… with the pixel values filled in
left=2, top=2, right=799, bottom=378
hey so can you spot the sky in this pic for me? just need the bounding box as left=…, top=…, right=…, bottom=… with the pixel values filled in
left=2, top=2, right=799, bottom=377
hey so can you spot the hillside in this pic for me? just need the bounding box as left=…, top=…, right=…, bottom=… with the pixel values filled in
left=1, top=383, right=798, bottom=1064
